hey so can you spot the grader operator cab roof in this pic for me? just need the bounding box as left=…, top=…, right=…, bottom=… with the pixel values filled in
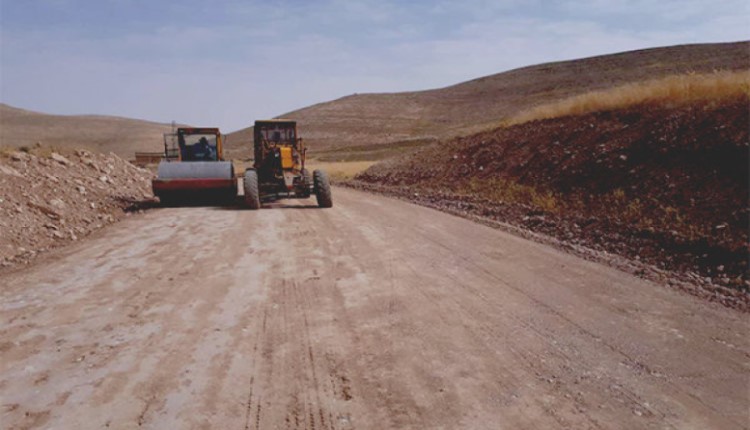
left=254, top=120, right=297, bottom=146
left=253, top=120, right=300, bottom=168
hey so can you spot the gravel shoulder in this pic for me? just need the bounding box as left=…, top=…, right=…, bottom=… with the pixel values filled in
left=341, top=180, right=750, bottom=312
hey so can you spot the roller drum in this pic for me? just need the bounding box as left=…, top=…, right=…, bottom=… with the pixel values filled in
left=156, top=161, right=234, bottom=180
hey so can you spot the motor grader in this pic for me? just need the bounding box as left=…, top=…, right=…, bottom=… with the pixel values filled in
left=243, top=120, right=332, bottom=209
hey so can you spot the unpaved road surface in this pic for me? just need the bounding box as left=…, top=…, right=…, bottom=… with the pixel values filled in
left=2, top=188, right=748, bottom=429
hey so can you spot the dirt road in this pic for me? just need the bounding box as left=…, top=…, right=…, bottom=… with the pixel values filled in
left=1, top=187, right=748, bottom=429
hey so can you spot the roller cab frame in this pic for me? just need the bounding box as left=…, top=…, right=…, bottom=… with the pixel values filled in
left=152, top=127, right=237, bottom=205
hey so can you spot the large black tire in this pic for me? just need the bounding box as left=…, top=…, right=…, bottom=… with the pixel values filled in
left=313, top=169, right=333, bottom=208
left=158, top=194, right=177, bottom=207
left=243, top=170, right=261, bottom=210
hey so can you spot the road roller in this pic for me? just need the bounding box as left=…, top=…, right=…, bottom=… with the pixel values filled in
left=152, top=127, right=236, bottom=206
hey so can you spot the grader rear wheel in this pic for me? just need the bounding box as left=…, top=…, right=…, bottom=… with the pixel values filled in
left=313, top=169, right=333, bottom=208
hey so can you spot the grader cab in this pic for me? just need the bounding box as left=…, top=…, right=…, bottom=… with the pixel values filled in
left=242, top=120, right=332, bottom=209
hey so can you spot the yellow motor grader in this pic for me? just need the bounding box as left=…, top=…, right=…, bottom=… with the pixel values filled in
left=243, top=120, right=332, bottom=209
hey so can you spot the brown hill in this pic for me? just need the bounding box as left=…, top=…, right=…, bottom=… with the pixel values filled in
left=0, top=104, right=175, bottom=159
left=226, top=41, right=750, bottom=159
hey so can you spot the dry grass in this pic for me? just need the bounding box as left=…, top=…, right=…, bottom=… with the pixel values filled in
left=462, top=178, right=561, bottom=214
left=457, top=179, right=711, bottom=240
left=313, top=138, right=436, bottom=162
left=0, top=145, right=17, bottom=158
left=504, top=70, right=750, bottom=126
left=0, top=143, right=65, bottom=158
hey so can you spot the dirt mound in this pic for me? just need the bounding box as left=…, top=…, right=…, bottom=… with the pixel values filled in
left=0, top=147, right=155, bottom=269
left=0, top=104, right=176, bottom=159
left=226, top=41, right=749, bottom=159
left=355, top=96, right=749, bottom=304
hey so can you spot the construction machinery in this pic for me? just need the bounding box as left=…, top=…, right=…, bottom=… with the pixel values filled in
left=243, top=120, right=332, bottom=209
left=152, top=127, right=236, bottom=205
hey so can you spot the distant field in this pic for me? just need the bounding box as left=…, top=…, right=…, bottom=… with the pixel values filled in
left=312, top=138, right=436, bottom=162
left=0, top=104, right=175, bottom=159
left=306, top=160, right=377, bottom=181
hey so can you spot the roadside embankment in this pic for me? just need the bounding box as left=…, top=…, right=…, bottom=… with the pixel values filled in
left=0, top=146, right=155, bottom=270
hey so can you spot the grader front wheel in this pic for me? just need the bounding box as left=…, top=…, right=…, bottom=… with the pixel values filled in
left=243, top=169, right=261, bottom=210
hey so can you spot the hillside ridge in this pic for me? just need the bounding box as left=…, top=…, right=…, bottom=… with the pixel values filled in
left=226, top=41, right=749, bottom=159
left=2, top=42, right=747, bottom=160
left=0, top=103, right=178, bottom=158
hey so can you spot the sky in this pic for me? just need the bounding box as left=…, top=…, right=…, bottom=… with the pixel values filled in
left=1, top=0, right=748, bottom=132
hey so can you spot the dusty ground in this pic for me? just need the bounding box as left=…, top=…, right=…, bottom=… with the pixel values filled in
left=1, top=188, right=747, bottom=429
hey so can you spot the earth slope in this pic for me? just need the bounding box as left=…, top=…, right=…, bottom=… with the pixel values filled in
left=355, top=96, right=749, bottom=301
left=0, top=147, right=153, bottom=269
